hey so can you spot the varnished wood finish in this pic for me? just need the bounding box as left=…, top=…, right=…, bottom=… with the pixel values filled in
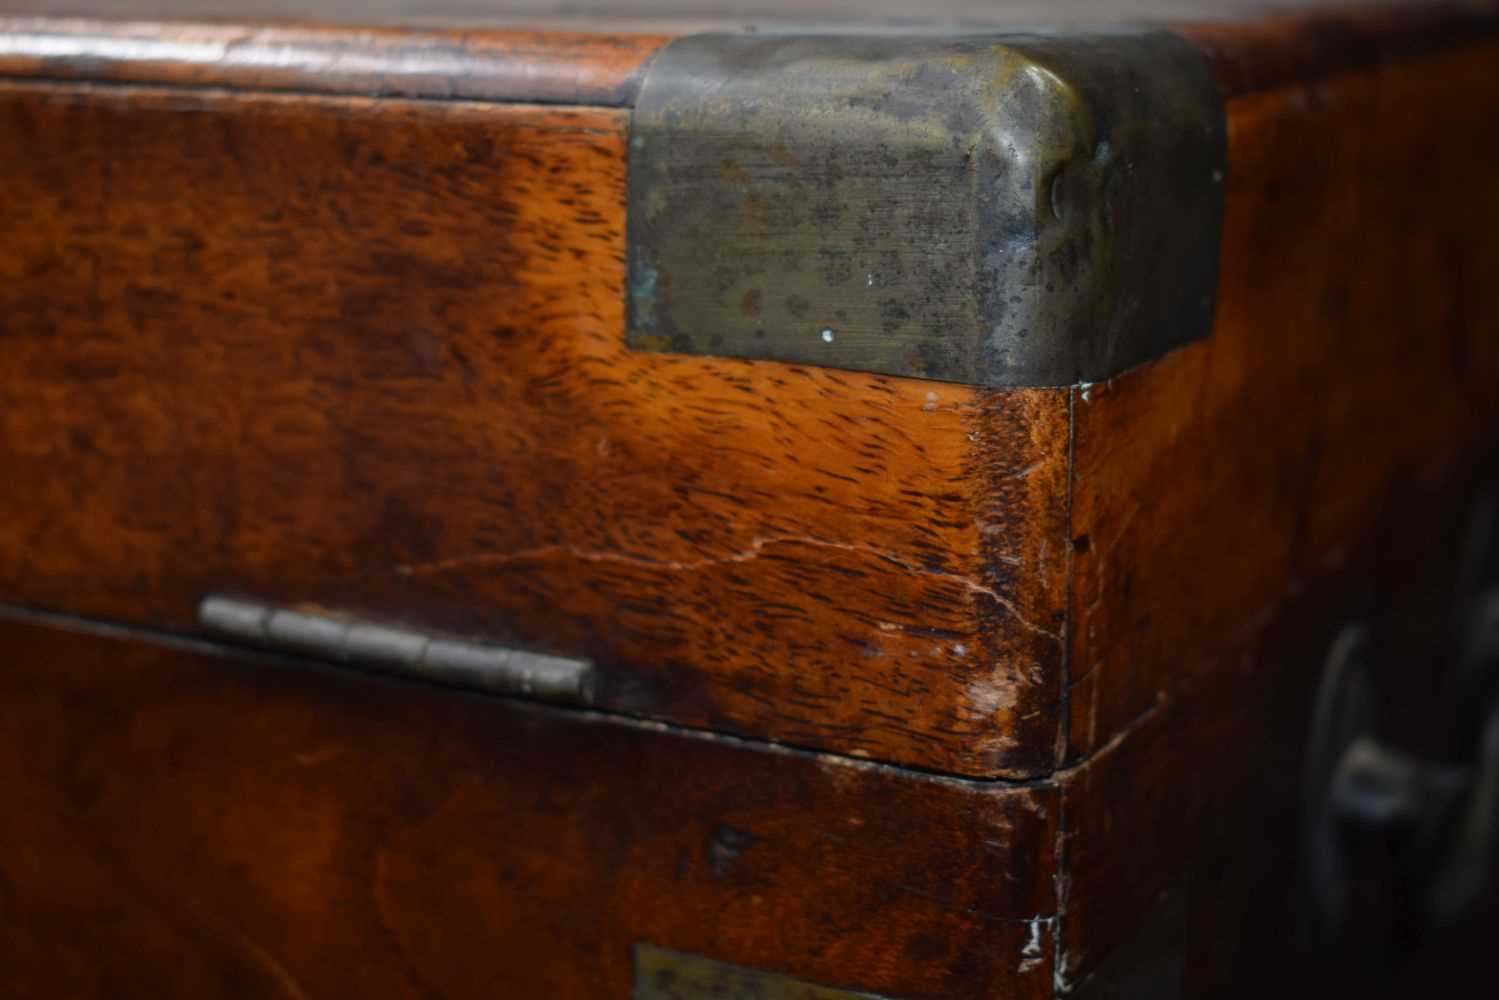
left=0, top=81, right=1071, bottom=778
left=0, top=18, right=670, bottom=105
left=1181, top=1, right=1499, bottom=97
left=0, top=3, right=1494, bottom=786
left=1058, top=466, right=1497, bottom=995
left=3, top=2, right=1496, bottom=115
left=1065, top=38, right=1499, bottom=761
left=0, top=610, right=1056, bottom=1000
left=5, top=7, right=1499, bottom=997
left=1052, top=39, right=1499, bottom=992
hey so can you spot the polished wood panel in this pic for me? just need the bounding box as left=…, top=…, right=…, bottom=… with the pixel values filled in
left=0, top=610, right=1056, bottom=1000
left=0, top=6, right=1494, bottom=785
left=0, top=81, right=1071, bottom=778
left=1181, top=1, right=1499, bottom=97
left=1058, top=466, right=1496, bottom=996
left=1065, top=39, right=1499, bottom=761
left=2, top=7, right=1499, bottom=998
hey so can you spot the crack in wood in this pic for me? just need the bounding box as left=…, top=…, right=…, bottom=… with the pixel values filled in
left=396, top=535, right=1063, bottom=641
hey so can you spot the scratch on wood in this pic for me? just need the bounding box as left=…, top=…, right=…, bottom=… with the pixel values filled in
left=1019, top=915, right=1049, bottom=974
left=396, top=535, right=1063, bottom=640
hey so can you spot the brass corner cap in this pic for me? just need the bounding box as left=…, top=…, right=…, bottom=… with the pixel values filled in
left=626, top=30, right=1226, bottom=387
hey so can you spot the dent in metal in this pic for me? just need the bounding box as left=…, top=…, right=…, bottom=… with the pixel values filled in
left=626, top=30, right=1225, bottom=386
left=633, top=943, right=899, bottom=999
left=198, top=595, right=592, bottom=704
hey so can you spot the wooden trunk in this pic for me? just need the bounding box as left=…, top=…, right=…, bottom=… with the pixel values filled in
left=1, top=2, right=1497, bottom=996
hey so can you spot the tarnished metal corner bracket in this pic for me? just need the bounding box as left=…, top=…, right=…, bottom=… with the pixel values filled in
left=198, top=596, right=593, bottom=705
left=626, top=29, right=1226, bottom=387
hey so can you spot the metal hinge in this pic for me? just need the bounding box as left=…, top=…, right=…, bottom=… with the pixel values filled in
left=198, top=596, right=592, bottom=705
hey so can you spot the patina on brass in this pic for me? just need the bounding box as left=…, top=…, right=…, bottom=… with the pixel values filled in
left=634, top=943, right=899, bottom=999
left=627, top=30, right=1225, bottom=386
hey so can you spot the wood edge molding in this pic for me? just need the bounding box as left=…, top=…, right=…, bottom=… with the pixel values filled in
left=1, top=4, right=1496, bottom=108
left=0, top=16, right=674, bottom=106
left=0, top=597, right=1063, bottom=797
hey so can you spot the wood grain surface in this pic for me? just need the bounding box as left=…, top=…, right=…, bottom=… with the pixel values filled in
left=1051, top=36, right=1499, bottom=991
left=1180, top=0, right=1499, bottom=96
left=0, top=81, right=1071, bottom=778
left=1057, top=464, right=1498, bottom=995
left=1, top=6, right=1499, bottom=999
left=0, top=609, right=1057, bottom=1000
left=2, top=10, right=1498, bottom=779
left=1064, top=38, right=1499, bottom=761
